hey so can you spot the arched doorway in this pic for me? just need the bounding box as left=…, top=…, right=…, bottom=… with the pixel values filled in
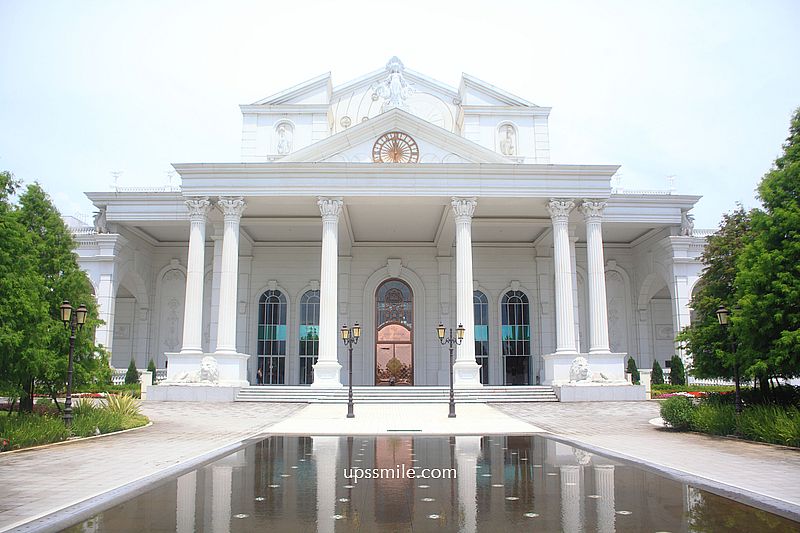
left=375, top=279, right=413, bottom=385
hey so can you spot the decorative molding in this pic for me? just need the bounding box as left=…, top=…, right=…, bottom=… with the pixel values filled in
left=317, top=197, right=343, bottom=221
left=185, top=197, right=212, bottom=221
left=217, top=197, right=246, bottom=219
left=547, top=199, right=575, bottom=221
left=387, top=258, right=402, bottom=278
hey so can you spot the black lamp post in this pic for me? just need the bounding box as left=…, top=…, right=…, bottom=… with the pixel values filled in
left=340, top=322, right=361, bottom=418
left=437, top=323, right=465, bottom=418
left=716, top=305, right=742, bottom=415
left=60, top=300, right=88, bottom=427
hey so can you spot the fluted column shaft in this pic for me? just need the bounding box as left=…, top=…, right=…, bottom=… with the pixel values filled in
left=548, top=199, right=578, bottom=353
left=181, top=197, right=211, bottom=354
left=215, top=197, right=246, bottom=353
left=312, top=198, right=343, bottom=387
left=176, top=471, right=196, bottom=533
left=581, top=200, right=611, bottom=353
left=453, top=197, right=477, bottom=363
left=594, top=465, right=616, bottom=533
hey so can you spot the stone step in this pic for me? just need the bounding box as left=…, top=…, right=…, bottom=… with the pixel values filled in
left=234, top=385, right=558, bottom=403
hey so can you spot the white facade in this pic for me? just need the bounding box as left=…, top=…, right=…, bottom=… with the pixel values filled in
left=71, top=58, right=707, bottom=388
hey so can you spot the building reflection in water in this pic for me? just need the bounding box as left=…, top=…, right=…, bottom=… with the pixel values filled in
left=66, top=434, right=800, bottom=532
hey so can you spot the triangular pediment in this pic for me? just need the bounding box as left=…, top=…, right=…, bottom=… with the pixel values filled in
left=459, top=73, right=538, bottom=107
left=281, top=108, right=510, bottom=164
left=251, top=73, right=332, bottom=105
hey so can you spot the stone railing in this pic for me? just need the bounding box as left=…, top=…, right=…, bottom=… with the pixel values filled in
left=692, top=228, right=716, bottom=238
left=613, top=188, right=674, bottom=196
left=111, top=368, right=168, bottom=385
left=112, top=185, right=181, bottom=193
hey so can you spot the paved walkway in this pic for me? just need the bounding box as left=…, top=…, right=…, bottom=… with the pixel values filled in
left=494, top=401, right=800, bottom=519
left=1, top=400, right=799, bottom=531
left=0, top=402, right=303, bottom=532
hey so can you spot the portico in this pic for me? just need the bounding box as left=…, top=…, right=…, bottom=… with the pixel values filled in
left=71, top=58, right=706, bottom=396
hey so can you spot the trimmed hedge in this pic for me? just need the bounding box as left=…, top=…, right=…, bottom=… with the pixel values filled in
left=660, top=397, right=800, bottom=447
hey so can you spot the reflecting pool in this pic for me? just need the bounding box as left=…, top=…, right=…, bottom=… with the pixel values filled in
left=65, top=435, right=799, bottom=532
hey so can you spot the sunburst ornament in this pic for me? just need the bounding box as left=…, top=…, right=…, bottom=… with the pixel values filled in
left=372, top=131, right=419, bottom=163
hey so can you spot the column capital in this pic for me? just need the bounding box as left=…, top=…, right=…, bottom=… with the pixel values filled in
left=185, top=197, right=212, bottom=221
left=217, top=197, right=246, bottom=220
left=451, top=197, right=477, bottom=222
left=317, top=197, right=343, bottom=221
left=547, top=199, right=575, bottom=221
left=580, top=199, right=607, bottom=221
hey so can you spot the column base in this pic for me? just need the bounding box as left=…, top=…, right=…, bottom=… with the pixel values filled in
left=453, top=361, right=483, bottom=388
left=310, top=360, right=343, bottom=388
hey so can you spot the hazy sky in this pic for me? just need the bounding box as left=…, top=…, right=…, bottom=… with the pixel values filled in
left=1, top=0, right=798, bottom=228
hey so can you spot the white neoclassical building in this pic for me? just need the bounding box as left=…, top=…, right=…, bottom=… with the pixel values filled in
left=71, top=57, right=707, bottom=390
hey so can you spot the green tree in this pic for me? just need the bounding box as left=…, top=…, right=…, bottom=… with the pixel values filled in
left=670, top=355, right=686, bottom=385
left=125, top=359, right=139, bottom=384
left=0, top=176, right=105, bottom=411
left=0, top=172, right=49, bottom=410
left=147, top=358, right=156, bottom=384
left=626, top=356, right=640, bottom=384
left=735, top=108, right=800, bottom=380
left=678, top=206, right=752, bottom=381
left=652, top=359, right=664, bottom=385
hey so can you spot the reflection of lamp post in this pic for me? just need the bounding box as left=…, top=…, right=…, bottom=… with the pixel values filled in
left=60, top=301, right=88, bottom=427
left=437, top=323, right=465, bottom=418
left=340, top=323, right=361, bottom=418
left=716, top=305, right=742, bottom=415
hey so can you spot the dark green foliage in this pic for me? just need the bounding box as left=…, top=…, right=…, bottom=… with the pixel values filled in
left=0, top=174, right=107, bottom=411
left=678, top=207, right=752, bottom=381
left=626, top=357, right=640, bottom=384
left=692, top=402, right=736, bottom=435
left=660, top=396, right=695, bottom=429
left=147, top=358, right=156, bottom=384
left=669, top=355, right=686, bottom=385
left=651, top=359, right=664, bottom=385
left=124, top=359, right=139, bottom=385
left=735, top=108, right=800, bottom=380
left=0, top=412, right=70, bottom=449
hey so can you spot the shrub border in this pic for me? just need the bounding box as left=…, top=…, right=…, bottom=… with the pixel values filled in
left=1, top=421, right=152, bottom=455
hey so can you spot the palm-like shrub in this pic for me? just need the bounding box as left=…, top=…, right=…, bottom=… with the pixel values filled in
left=72, top=397, right=97, bottom=416
left=103, top=393, right=141, bottom=417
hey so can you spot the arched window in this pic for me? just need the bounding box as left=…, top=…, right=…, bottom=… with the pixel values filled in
left=501, top=290, right=531, bottom=385
left=474, top=291, right=489, bottom=385
left=257, top=290, right=287, bottom=385
left=299, top=290, right=320, bottom=385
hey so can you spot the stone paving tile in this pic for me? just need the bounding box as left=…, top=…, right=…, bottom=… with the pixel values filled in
left=493, top=401, right=800, bottom=516
left=0, top=402, right=303, bottom=532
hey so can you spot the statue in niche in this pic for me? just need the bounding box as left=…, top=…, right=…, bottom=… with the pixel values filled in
left=372, top=56, right=414, bottom=112
left=276, top=123, right=293, bottom=155
left=680, top=210, right=695, bottom=236
left=163, top=356, right=220, bottom=385
left=499, top=125, right=516, bottom=156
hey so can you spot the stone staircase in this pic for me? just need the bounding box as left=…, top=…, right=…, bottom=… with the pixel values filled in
left=235, top=385, right=558, bottom=403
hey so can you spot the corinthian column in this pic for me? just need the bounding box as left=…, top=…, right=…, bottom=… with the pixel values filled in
left=312, top=197, right=343, bottom=388
left=181, top=197, right=211, bottom=354
left=581, top=200, right=611, bottom=353
left=215, top=197, right=246, bottom=354
left=451, top=197, right=482, bottom=387
left=547, top=199, right=578, bottom=354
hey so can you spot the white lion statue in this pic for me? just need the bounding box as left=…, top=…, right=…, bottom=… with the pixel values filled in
left=569, top=356, right=614, bottom=383
left=165, top=356, right=220, bottom=385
